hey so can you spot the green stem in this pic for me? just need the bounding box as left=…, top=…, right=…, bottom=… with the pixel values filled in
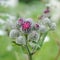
left=31, top=30, right=50, bottom=55
left=31, top=33, right=43, bottom=55
left=40, top=31, right=48, bottom=47
left=26, top=45, right=32, bottom=60
left=40, top=30, right=50, bottom=47
left=25, top=34, right=32, bottom=60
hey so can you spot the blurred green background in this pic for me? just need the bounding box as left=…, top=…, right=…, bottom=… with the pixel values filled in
left=0, top=0, right=60, bottom=60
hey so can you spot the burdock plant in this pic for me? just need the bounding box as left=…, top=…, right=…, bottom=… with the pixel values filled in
left=9, top=7, right=56, bottom=60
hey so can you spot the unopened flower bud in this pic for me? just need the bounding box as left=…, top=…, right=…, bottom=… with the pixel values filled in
left=16, top=36, right=26, bottom=45
left=42, top=17, right=51, bottom=25
left=28, top=31, right=40, bottom=42
left=40, top=25, right=47, bottom=33
left=50, top=23, right=56, bottom=30
left=9, top=29, right=19, bottom=39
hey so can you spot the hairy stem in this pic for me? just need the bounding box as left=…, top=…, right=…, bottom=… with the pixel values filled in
left=25, top=45, right=32, bottom=60
left=31, top=30, right=49, bottom=55
left=40, top=31, right=48, bottom=47
left=25, top=34, right=32, bottom=60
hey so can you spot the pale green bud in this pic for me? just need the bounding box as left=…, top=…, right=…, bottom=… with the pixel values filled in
left=9, top=29, right=19, bottom=39
left=50, top=23, right=56, bottom=30
left=16, top=36, right=26, bottom=45
left=28, top=31, right=40, bottom=42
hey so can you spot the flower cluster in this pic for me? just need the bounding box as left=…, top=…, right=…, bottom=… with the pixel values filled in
left=9, top=6, right=56, bottom=55
left=10, top=18, right=40, bottom=47
left=39, top=6, right=56, bottom=31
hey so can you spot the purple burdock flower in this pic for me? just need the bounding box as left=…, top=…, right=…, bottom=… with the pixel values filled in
left=18, top=18, right=24, bottom=25
left=16, top=18, right=24, bottom=29
left=22, top=21, right=31, bottom=33
left=44, top=7, right=50, bottom=14
left=34, top=23, right=40, bottom=30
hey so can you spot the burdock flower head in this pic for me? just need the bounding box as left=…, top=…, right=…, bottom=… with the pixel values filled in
left=18, top=18, right=24, bottom=25
left=33, top=23, right=40, bottom=30
left=16, top=18, right=24, bottom=29
left=44, top=6, right=50, bottom=14
left=22, top=21, right=31, bottom=33
left=44, top=6, right=50, bottom=18
left=16, top=18, right=33, bottom=33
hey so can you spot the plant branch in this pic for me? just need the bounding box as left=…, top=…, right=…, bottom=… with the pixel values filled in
left=25, top=34, right=32, bottom=60
left=40, top=31, right=48, bottom=47
left=31, top=30, right=50, bottom=55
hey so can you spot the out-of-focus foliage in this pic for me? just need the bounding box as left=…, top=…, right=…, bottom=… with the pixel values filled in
left=19, top=0, right=40, bottom=3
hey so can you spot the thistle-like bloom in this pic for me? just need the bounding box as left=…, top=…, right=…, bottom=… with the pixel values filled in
left=43, top=6, right=50, bottom=18
left=16, top=18, right=24, bottom=29
left=22, top=21, right=31, bottom=33
left=22, top=21, right=31, bottom=30
left=16, top=18, right=34, bottom=33
left=44, top=7, right=50, bottom=14
left=39, top=7, right=50, bottom=20
left=17, top=18, right=24, bottom=26
left=33, top=23, right=40, bottom=30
